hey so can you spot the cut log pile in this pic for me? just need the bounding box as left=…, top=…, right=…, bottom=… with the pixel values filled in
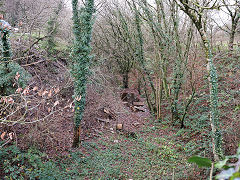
left=121, top=91, right=146, bottom=112
left=95, top=89, right=146, bottom=131
left=96, top=107, right=116, bottom=125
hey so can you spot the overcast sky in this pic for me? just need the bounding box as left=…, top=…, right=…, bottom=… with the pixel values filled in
left=64, top=0, right=234, bottom=27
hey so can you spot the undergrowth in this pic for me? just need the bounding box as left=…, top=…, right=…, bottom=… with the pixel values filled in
left=1, top=118, right=209, bottom=179
left=71, top=119, right=208, bottom=179
left=0, top=143, right=74, bottom=180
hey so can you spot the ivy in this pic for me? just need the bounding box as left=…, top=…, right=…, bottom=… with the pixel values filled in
left=0, top=19, right=31, bottom=95
left=71, top=0, right=95, bottom=147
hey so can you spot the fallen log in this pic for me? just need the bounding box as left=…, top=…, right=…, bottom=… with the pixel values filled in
left=134, top=106, right=146, bottom=112
left=96, top=118, right=110, bottom=123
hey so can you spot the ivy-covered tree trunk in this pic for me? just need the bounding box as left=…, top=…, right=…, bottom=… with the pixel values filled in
left=0, top=19, right=31, bottom=96
left=71, top=0, right=95, bottom=148
left=175, top=0, right=223, bottom=161
left=2, top=32, right=11, bottom=62
left=0, top=24, right=11, bottom=95
left=0, top=19, right=11, bottom=61
left=200, top=28, right=223, bottom=161
left=229, top=21, right=237, bottom=52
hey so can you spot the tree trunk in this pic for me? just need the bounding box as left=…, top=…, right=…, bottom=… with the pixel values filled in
left=199, top=28, right=223, bottom=161
left=72, top=126, right=81, bottom=148
left=176, top=0, right=223, bottom=161
left=123, top=72, right=129, bottom=88
left=229, top=23, right=236, bottom=52
left=71, top=0, right=94, bottom=148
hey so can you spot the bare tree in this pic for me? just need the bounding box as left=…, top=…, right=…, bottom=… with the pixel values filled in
left=211, top=0, right=240, bottom=51
left=214, top=0, right=240, bottom=51
left=1, top=0, right=71, bottom=57
left=94, top=2, right=137, bottom=88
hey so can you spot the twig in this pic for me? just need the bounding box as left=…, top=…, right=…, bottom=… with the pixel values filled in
left=0, top=139, right=11, bottom=149
left=209, top=162, right=214, bottom=180
left=22, top=59, right=46, bottom=67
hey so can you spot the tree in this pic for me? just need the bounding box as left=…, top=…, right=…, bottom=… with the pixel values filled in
left=94, top=3, right=136, bottom=89
left=46, top=0, right=64, bottom=57
left=0, top=0, right=70, bottom=58
left=129, top=0, right=194, bottom=124
left=174, top=0, right=223, bottom=161
left=71, top=0, right=95, bottom=147
left=219, top=0, right=240, bottom=51
left=211, top=0, right=240, bottom=52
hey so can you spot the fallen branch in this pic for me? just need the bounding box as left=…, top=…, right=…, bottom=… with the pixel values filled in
left=0, top=139, right=11, bottom=149
left=22, top=59, right=46, bottom=67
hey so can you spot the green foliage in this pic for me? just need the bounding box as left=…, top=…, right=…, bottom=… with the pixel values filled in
left=235, top=104, right=240, bottom=112
left=71, top=0, right=95, bottom=146
left=188, top=145, right=240, bottom=179
left=0, top=144, right=71, bottom=179
left=188, top=156, right=212, bottom=168
left=68, top=120, right=198, bottom=179
left=0, top=62, right=31, bottom=95
left=80, top=142, right=126, bottom=179
left=215, top=145, right=240, bottom=180
left=0, top=20, right=31, bottom=95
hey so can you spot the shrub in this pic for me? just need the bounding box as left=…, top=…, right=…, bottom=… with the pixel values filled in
left=0, top=144, right=71, bottom=179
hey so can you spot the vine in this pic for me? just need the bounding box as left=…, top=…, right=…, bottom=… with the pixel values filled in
left=71, top=0, right=95, bottom=147
left=0, top=18, right=31, bottom=96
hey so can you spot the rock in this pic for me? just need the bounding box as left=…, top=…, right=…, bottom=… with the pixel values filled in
left=113, top=140, right=119, bottom=143
left=116, top=123, right=123, bottom=130
left=133, top=122, right=141, bottom=127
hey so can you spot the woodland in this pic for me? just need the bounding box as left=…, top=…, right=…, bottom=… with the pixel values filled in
left=0, top=0, right=239, bottom=179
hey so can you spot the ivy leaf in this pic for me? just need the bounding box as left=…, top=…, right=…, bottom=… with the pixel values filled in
left=188, top=156, right=212, bottom=168
left=231, top=172, right=240, bottom=179
left=234, top=105, right=240, bottom=112
left=215, top=158, right=229, bottom=169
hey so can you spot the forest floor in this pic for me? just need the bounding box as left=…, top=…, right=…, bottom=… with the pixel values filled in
left=1, top=51, right=239, bottom=179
